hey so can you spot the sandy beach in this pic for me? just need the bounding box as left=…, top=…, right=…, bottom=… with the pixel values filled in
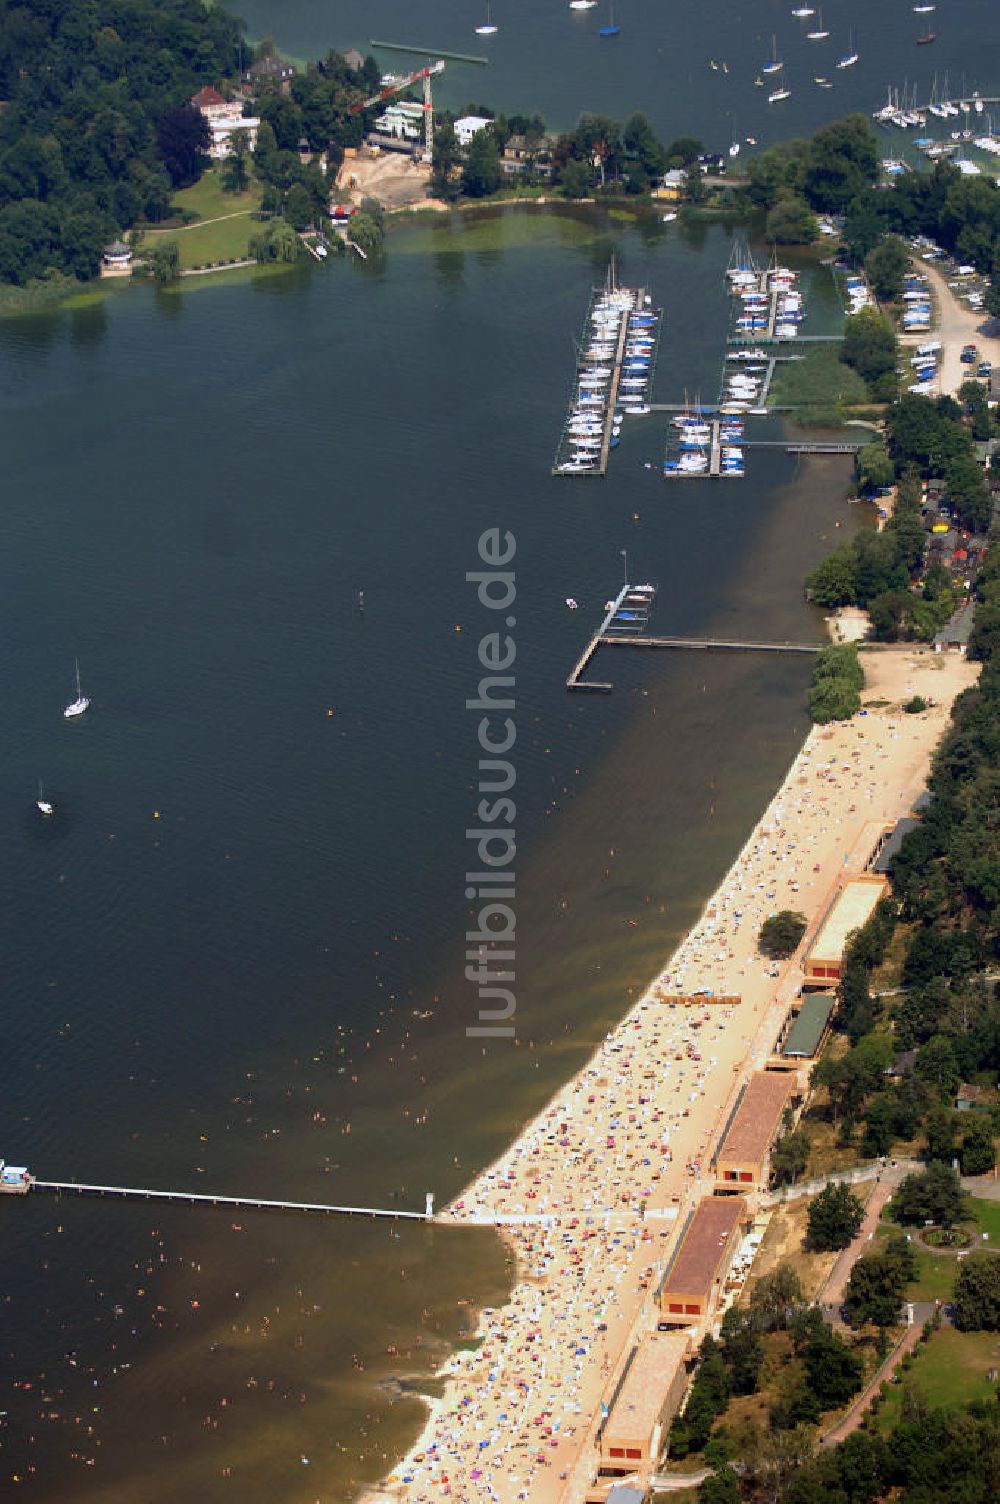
left=366, top=647, right=978, bottom=1504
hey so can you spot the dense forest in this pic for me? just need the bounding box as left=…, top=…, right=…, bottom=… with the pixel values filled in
left=0, top=0, right=248, bottom=281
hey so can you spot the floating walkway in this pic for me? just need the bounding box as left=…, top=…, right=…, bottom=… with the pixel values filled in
left=32, top=1179, right=435, bottom=1222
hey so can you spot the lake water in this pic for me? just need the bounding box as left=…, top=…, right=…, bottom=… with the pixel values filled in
left=8, top=0, right=984, bottom=1485
left=236, top=0, right=999, bottom=149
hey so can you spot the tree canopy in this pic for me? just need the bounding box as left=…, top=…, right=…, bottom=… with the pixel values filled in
left=759, top=910, right=808, bottom=959
left=0, top=0, right=242, bottom=284
left=807, top=1182, right=865, bottom=1251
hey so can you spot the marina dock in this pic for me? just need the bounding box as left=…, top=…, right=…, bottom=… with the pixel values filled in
left=553, top=269, right=660, bottom=478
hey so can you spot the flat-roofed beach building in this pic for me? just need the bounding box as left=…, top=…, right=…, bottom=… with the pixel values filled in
left=803, top=874, right=888, bottom=986
left=657, top=1196, right=747, bottom=1325
left=713, top=1072, right=794, bottom=1192
left=778, top=993, right=836, bottom=1060
left=599, top=1332, right=690, bottom=1472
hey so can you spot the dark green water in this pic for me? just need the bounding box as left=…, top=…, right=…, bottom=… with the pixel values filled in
left=236, top=0, right=998, bottom=147
left=1, top=207, right=866, bottom=1501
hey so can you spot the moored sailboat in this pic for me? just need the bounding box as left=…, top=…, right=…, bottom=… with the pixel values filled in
left=63, top=659, right=90, bottom=720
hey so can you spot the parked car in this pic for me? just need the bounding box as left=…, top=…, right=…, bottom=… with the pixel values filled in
left=960, top=343, right=978, bottom=364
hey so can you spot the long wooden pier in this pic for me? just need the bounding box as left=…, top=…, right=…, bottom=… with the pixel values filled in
left=601, top=636, right=821, bottom=654
left=33, top=1180, right=434, bottom=1222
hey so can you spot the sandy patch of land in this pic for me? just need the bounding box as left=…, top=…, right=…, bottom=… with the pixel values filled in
left=336, top=152, right=442, bottom=211
left=366, top=647, right=978, bottom=1504
left=827, top=607, right=871, bottom=644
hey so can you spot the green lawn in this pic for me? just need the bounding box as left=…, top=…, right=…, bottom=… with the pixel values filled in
left=767, top=343, right=869, bottom=424
left=168, top=170, right=262, bottom=225
left=140, top=170, right=264, bottom=270
left=969, top=1197, right=1000, bottom=1244
left=875, top=1325, right=1000, bottom=1427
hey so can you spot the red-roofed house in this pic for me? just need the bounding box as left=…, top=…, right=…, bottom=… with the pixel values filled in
left=190, top=86, right=260, bottom=160
left=190, top=86, right=230, bottom=121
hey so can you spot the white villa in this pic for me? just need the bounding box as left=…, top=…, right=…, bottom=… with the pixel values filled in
left=190, top=86, right=260, bottom=160
left=454, top=115, right=494, bottom=147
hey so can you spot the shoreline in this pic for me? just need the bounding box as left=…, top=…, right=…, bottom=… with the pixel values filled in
left=363, top=645, right=979, bottom=1504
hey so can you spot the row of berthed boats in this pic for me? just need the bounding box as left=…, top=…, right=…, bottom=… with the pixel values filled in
left=663, top=413, right=745, bottom=478
left=556, top=287, right=660, bottom=475
left=727, top=255, right=803, bottom=341
left=721, top=349, right=771, bottom=415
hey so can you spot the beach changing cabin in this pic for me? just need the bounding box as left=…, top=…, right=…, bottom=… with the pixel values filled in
left=657, top=1196, right=747, bottom=1326
left=599, top=1332, right=690, bottom=1473
left=802, top=875, right=888, bottom=986
left=713, top=1072, right=795, bottom=1192
left=775, top=993, right=836, bottom=1063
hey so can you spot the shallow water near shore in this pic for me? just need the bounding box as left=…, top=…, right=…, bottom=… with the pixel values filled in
left=0, top=209, right=866, bottom=1500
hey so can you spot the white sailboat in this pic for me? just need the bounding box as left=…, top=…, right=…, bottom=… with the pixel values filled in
left=568, top=0, right=597, bottom=8
left=762, top=35, right=784, bottom=74
left=475, top=2, right=498, bottom=35
left=36, top=781, right=54, bottom=817
left=836, top=29, right=859, bottom=68
left=807, top=9, right=829, bottom=40
left=63, top=658, right=90, bottom=719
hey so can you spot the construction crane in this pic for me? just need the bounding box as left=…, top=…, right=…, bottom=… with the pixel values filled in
left=348, top=60, right=445, bottom=159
